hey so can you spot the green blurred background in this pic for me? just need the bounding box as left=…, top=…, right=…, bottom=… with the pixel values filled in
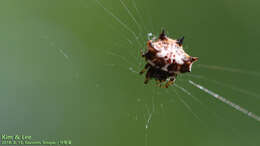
left=0, top=0, right=259, bottom=145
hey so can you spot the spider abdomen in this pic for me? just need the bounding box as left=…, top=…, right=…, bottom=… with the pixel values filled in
left=140, top=30, right=198, bottom=88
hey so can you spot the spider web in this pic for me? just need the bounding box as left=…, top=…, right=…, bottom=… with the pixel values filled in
left=93, top=0, right=260, bottom=145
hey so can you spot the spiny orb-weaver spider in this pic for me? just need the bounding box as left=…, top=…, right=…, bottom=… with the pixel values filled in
left=140, top=30, right=198, bottom=88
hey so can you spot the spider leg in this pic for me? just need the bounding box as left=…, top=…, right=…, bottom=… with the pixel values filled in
left=140, top=63, right=150, bottom=75
left=160, top=80, right=168, bottom=88
left=165, top=79, right=174, bottom=88
left=144, top=67, right=152, bottom=84
left=164, top=75, right=176, bottom=88
left=141, top=49, right=145, bottom=57
left=156, top=79, right=162, bottom=87
left=144, top=77, right=150, bottom=84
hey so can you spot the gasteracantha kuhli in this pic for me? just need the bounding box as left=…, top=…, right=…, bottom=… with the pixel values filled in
left=140, top=30, right=199, bottom=88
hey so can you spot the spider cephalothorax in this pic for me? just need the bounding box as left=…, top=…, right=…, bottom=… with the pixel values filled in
left=140, top=30, right=198, bottom=88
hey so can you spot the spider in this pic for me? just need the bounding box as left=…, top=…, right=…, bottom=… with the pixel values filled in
left=140, top=30, right=198, bottom=88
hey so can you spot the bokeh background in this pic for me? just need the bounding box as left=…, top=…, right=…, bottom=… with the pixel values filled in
left=0, top=0, right=259, bottom=145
